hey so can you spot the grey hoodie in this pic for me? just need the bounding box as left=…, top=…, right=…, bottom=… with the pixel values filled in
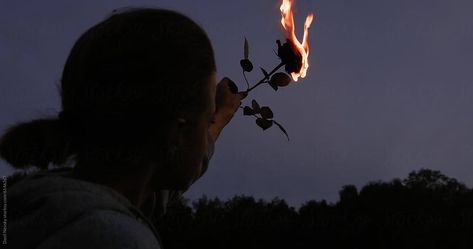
left=7, top=135, right=215, bottom=249
left=7, top=167, right=164, bottom=249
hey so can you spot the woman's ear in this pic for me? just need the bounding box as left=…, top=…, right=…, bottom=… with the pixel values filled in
left=172, top=117, right=188, bottom=148
left=177, top=118, right=187, bottom=126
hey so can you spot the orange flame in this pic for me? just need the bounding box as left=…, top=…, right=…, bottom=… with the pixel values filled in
left=280, top=0, right=314, bottom=81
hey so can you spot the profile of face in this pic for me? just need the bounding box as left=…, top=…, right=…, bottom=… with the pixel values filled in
left=152, top=72, right=217, bottom=191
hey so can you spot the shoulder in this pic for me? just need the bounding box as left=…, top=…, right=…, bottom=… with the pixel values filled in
left=37, top=209, right=162, bottom=249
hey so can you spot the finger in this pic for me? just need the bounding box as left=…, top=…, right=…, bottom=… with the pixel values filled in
left=238, top=91, right=248, bottom=100
left=227, top=79, right=238, bottom=94
left=220, top=77, right=238, bottom=94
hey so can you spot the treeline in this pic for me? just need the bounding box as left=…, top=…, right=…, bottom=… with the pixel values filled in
left=155, top=169, right=473, bottom=249
left=6, top=168, right=473, bottom=248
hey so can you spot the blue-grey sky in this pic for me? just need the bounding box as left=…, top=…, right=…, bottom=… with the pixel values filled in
left=1, top=0, right=473, bottom=207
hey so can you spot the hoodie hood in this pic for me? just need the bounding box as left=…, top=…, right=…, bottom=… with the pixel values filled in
left=7, top=167, right=162, bottom=249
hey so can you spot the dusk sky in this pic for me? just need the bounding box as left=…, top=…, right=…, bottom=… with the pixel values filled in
left=1, top=0, right=473, bottom=207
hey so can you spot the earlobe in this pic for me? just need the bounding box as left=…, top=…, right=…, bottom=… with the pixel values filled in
left=176, top=117, right=189, bottom=136
left=163, top=117, right=187, bottom=155
left=177, top=118, right=187, bottom=125
left=174, top=117, right=189, bottom=148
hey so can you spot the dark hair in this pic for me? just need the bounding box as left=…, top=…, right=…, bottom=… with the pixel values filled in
left=0, top=8, right=216, bottom=170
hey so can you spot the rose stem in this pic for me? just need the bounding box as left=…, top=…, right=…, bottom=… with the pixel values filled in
left=241, top=61, right=285, bottom=98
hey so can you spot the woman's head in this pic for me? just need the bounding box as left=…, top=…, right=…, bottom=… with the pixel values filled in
left=1, top=8, right=217, bottom=189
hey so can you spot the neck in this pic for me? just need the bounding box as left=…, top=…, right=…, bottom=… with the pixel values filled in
left=70, top=161, right=156, bottom=209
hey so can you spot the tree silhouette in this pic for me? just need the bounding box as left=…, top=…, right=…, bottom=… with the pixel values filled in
left=339, top=184, right=358, bottom=204
left=156, top=169, right=473, bottom=249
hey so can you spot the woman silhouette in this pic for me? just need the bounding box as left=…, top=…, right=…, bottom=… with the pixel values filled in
left=1, top=8, right=241, bottom=249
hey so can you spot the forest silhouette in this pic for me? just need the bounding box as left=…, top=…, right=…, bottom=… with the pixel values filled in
left=7, top=168, right=473, bottom=248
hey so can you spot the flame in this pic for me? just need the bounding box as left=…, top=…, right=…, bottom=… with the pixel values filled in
left=280, top=0, right=314, bottom=81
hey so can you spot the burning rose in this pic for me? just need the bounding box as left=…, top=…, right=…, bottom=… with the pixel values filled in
left=279, top=0, right=314, bottom=81
left=238, top=0, right=315, bottom=140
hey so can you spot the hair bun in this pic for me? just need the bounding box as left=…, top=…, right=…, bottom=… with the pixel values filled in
left=0, top=118, right=71, bottom=169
